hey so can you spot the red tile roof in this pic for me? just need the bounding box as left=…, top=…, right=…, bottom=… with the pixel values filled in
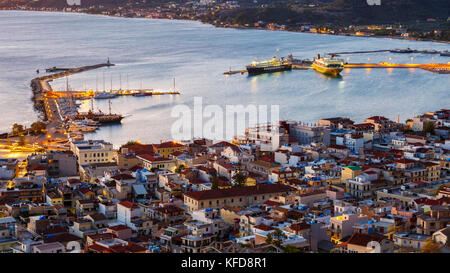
left=328, top=144, right=348, bottom=150
left=154, top=141, right=184, bottom=149
left=366, top=116, right=389, bottom=122
left=254, top=224, right=275, bottom=231
left=153, top=205, right=185, bottom=214
left=121, top=144, right=155, bottom=156
left=137, top=154, right=171, bottom=162
left=118, top=201, right=139, bottom=209
left=263, top=200, right=282, bottom=206
left=87, top=233, right=117, bottom=242
left=43, top=233, right=81, bottom=244
left=107, top=224, right=131, bottom=231
left=67, top=178, right=81, bottom=184
left=395, top=158, right=416, bottom=164
left=111, top=173, right=135, bottom=180
left=335, top=233, right=386, bottom=248
left=211, top=141, right=235, bottom=148
left=184, top=184, right=296, bottom=201
left=289, top=223, right=311, bottom=231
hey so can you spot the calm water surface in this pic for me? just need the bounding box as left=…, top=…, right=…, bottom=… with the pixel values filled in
left=0, top=11, right=449, bottom=147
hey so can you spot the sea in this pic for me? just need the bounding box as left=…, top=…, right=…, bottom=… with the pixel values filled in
left=0, top=10, right=449, bottom=147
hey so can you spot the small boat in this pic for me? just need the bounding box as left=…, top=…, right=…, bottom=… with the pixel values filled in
left=94, top=92, right=117, bottom=99
left=132, top=91, right=153, bottom=96
left=67, top=124, right=97, bottom=133
left=80, top=126, right=98, bottom=133
left=390, top=48, right=414, bottom=53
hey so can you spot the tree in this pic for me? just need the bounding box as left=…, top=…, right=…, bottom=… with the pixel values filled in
left=421, top=239, right=441, bottom=253
left=11, top=123, right=24, bottom=137
left=273, top=229, right=286, bottom=241
left=423, top=122, right=435, bottom=135
left=232, top=171, right=247, bottom=187
left=30, top=121, right=46, bottom=135
left=271, top=229, right=287, bottom=247
left=124, top=140, right=138, bottom=146
left=284, top=245, right=302, bottom=253
left=211, top=173, right=219, bottom=190
left=175, top=164, right=186, bottom=174
left=265, top=233, right=274, bottom=245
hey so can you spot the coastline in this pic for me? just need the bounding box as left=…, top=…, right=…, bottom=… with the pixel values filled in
left=0, top=9, right=449, bottom=141
left=2, top=9, right=450, bottom=45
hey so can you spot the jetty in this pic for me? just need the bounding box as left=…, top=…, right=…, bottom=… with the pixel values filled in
left=327, top=48, right=450, bottom=56
left=36, top=62, right=115, bottom=82
left=224, top=69, right=248, bottom=75
left=30, top=60, right=182, bottom=142
left=225, top=61, right=450, bottom=75
left=47, top=89, right=180, bottom=99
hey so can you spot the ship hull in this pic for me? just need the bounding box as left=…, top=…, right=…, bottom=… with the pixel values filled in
left=312, top=63, right=343, bottom=76
left=246, top=64, right=292, bottom=75
left=73, top=113, right=123, bottom=124
left=94, top=95, right=116, bottom=99
left=94, top=116, right=123, bottom=124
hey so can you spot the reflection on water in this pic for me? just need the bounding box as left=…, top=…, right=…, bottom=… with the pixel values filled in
left=0, top=11, right=449, bottom=146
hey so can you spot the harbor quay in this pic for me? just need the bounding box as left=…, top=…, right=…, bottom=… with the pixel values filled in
left=28, top=60, right=182, bottom=145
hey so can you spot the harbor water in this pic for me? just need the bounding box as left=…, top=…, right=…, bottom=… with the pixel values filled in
left=0, top=11, right=449, bottom=147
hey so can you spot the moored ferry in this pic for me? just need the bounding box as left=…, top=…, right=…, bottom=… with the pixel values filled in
left=246, top=57, right=292, bottom=75
left=312, top=54, right=345, bottom=76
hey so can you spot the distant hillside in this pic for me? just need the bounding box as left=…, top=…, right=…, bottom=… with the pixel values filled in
left=206, top=0, right=450, bottom=26
left=1, top=0, right=448, bottom=26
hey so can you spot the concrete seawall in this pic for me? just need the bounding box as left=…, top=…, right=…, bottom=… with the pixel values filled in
left=30, top=62, right=114, bottom=122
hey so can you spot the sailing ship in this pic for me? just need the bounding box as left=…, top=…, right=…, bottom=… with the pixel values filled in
left=73, top=99, right=123, bottom=124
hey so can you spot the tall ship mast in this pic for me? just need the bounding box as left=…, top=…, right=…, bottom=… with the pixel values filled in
left=246, top=56, right=292, bottom=75
left=73, top=99, right=123, bottom=124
